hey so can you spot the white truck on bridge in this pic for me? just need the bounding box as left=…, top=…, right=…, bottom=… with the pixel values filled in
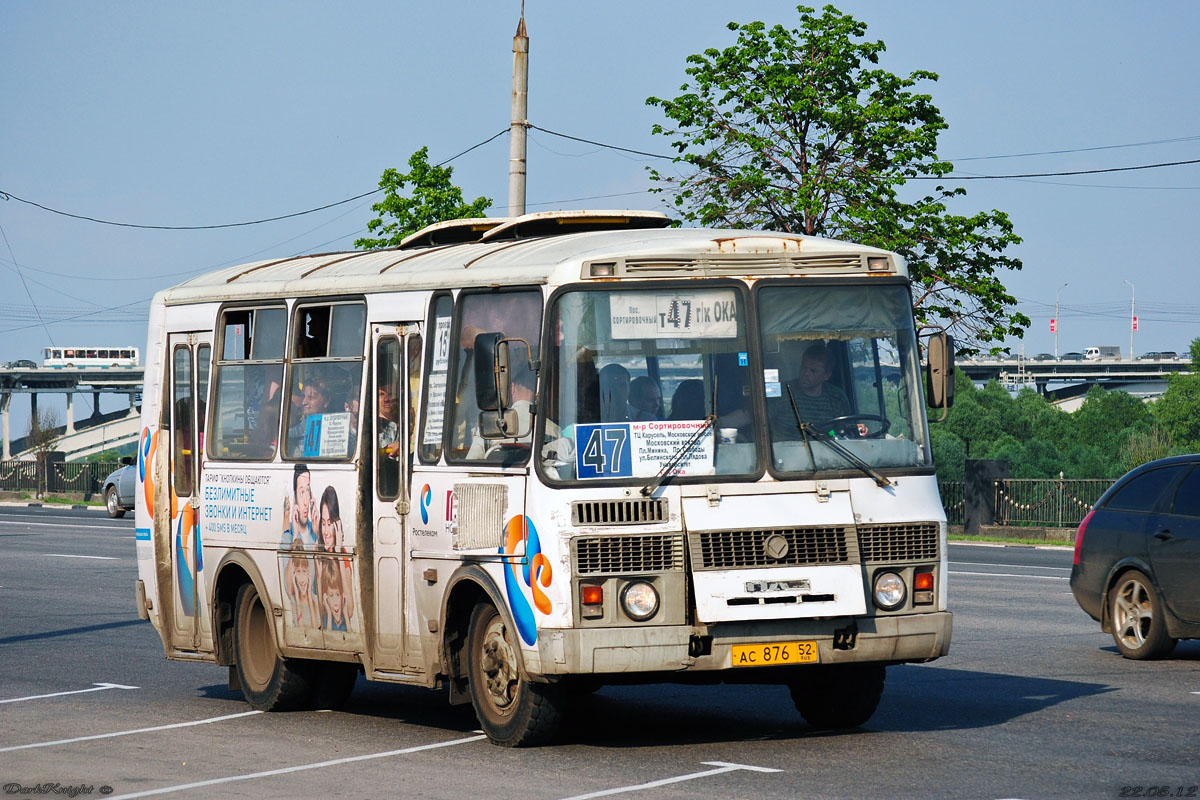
left=1084, top=345, right=1120, bottom=360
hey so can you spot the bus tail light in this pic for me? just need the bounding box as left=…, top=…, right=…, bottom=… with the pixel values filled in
left=913, top=571, right=934, bottom=605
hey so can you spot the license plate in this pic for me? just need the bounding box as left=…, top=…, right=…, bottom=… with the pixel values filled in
left=730, top=640, right=819, bottom=667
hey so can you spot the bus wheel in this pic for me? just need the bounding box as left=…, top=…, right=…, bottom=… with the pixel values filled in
left=466, top=603, right=564, bottom=747
left=233, top=583, right=314, bottom=711
left=789, top=663, right=886, bottom=730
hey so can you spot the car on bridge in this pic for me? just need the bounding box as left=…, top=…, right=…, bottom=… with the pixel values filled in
left=101, top=460, right=136, bottom=518
left=1031, top=353, right=1055, bottom=361
left=6, top=359, right=37, bottom=369
left=1060, top=351, right=1084, bottom=361
left=1070, top=454, right=1200, bottom=659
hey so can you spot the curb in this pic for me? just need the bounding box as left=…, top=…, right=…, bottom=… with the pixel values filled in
left=0, top=501, right=107, bottom=511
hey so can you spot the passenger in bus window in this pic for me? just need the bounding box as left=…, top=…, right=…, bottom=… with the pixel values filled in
left=281, top=464, right=317, bottom=548
left=668, top=379, right=706, bottom=421
left=377, top=386, right=400, bottom=459
left=629, top=376, right=664, bottom=421
left=248, top=378, right=282, bottom=458
left=598, top=364, right=634, bottom=422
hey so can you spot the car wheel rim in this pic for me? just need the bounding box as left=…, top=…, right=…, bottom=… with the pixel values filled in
left=479, top=615, right=519, bottom=715
left=1114, top=578, right=1153, bottom=649
left=107, top=491, right=117, bottom=514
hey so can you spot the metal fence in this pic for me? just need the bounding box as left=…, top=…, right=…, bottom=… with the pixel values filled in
left=993, top=478, right=1111, bottom=528
left=939, top=477, right=1112, bottom=528
left=938, top=481, right=965, bottom=525
left=0, top=460, right=122, bottom=495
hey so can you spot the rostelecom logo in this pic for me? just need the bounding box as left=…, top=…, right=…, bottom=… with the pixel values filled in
left=419, top=484, right=432, bottom=524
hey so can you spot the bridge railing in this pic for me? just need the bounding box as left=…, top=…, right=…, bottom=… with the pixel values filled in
left=0, top=460, right=122, bottom=494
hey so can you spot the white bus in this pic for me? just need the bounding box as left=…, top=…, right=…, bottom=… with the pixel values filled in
left=134, top=210, right=955, bottom=746
left=44, top=345, right=140, bottom=368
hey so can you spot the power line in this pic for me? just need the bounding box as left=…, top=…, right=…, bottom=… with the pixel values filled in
left=916, top=158, right=1200, bottom=180
left=947, top=134, right=1200, bottom=162
left=0, top=220, right=54, bottom=346
left=0, top=129, right=507, bottom=232
left=0, top=187, right=383, bottom=231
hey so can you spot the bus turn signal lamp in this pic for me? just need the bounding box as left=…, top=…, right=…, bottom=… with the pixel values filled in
left=913, top=571, right=934, bottom=605
left=581, top=585, right=604, bottom=619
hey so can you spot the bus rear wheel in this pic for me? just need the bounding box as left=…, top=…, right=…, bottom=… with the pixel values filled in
left=466, top=603, right=564, bottom=747
left=233, top=583, right=314, bottom=711
left=789, top=663, right=886, bottom=729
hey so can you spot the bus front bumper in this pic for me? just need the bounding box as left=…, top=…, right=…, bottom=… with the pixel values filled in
left=531, top=611, right=952, bottom=677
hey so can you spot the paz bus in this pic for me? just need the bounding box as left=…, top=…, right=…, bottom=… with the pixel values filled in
left=134, top=209, right=955, bottom=746
left=44, top=345, right=140, bottom=368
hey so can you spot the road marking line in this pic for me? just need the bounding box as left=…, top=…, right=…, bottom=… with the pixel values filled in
left=0, top=710, right=262, bottom=752
left=44, top=553, right=120, bottom=560
left=0, top=519, right=130, bottom=529
left=950, top=570, right=1068, bottom=581
left=952, top=561, right=1071, bottom=571
left=0, top=682, right=139, bottom=704
left=105, top=734, right=487, bottom=799
left=557, top=761, right=782, bottom=800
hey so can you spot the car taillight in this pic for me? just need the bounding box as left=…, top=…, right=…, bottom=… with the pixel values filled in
left=1073, top=509, right=1096, bottom=565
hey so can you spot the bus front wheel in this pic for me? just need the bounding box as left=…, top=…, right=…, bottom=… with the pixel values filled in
left=789, top=663, right=886, bottom=729
left=466, top=603, right=564, bottom=746
left=233, top=583, right=314, bottom=711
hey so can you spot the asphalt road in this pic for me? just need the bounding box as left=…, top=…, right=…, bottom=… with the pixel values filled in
left=1, top=505, right=1197, bottom=800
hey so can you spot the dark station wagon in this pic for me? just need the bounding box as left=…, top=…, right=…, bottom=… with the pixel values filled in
left=1070, top=455, right=1200, bottom=658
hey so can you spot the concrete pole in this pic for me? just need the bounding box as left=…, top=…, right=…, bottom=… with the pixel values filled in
left=1, top=393, right=10, bottom=461
left=66, top=392, right=75, bottom=435
left=128, top=391, right=139, bottom=418
left=507, top=11, right=529, bottom=217
left=1124, top=279, right=1135, bottom=360
left=1054, top=282, right=1067, bottom=359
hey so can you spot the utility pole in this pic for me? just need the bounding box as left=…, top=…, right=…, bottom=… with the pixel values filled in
left=508, top=4, right=529, bottom=217
left=1054, top=282, right=1068, bottom=359
left=1123, top=279, right=1135, bottom=360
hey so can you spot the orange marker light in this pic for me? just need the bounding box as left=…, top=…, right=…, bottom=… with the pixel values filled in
left=581, top=585, right=604, bottom=605
left=914, top=572, right=934, bottom=591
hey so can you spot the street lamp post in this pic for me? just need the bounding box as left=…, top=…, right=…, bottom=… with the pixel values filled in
left=1054, top=282, right=1068, bottom=359
left=1123, top=279, right=1135, bottom=360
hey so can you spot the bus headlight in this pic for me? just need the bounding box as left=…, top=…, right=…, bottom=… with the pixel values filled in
left=620, top=581, right=659, bottom=622
left=872, top=571, right=906, bottom=611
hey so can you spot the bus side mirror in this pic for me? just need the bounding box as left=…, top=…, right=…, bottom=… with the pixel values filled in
left=120, top=456, right=134, bottom=466
left=925, top=331, right=955, bottom=417
left=474, top=332, right=509, bottom=412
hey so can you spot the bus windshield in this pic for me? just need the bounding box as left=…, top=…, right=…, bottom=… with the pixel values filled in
left=758, top=283, right=929, bottom=475
left=541, top=281, right=930, bottom=483
left=542, top=285, right=755, bottom=482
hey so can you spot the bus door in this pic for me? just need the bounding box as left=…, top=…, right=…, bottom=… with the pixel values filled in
left=370, top=324, right=420, bottom=671
left=167, top=331, right=212, bottom=651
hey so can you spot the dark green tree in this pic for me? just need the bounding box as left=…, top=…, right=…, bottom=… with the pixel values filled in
left=1189, top=336, right=1200, bottom=371
left=356, top=147, right=492, bottom=250
left=646, top=4, right=1028, bottom=352
left=1151, top=372, right=1200, bottom=452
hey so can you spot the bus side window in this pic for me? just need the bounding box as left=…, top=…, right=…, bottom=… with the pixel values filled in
left=447, top=290, right=542, bottom=463
left=285, top=302, right=366, bottom=461
left=376, top=337, right=400, bottom=501
left=211, top=306, right=286, bottom=460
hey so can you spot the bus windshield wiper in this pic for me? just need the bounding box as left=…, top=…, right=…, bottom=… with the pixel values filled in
left=640, top=412, right=717, bottom=497
left=786, top=385, right=892, bottom=488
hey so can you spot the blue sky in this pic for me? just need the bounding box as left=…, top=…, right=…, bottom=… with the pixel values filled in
left=3, top=1, right=1199, bottom=430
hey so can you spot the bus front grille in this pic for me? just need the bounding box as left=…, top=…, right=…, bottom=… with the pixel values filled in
left=857, top=523, right=939, bottom=562
left=571, top=498, right=669, bottom=526
left=573, top=533, right=685, bottom=575
left=690, top=527, right=853, bottom=570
